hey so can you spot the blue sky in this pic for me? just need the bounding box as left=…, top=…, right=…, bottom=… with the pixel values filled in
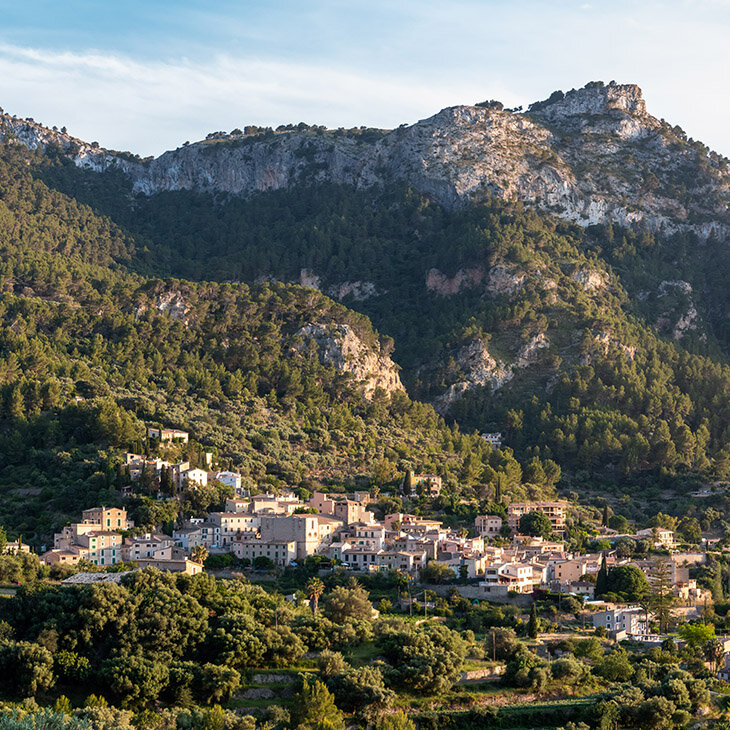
left=0, top=0, right=728, bottom=157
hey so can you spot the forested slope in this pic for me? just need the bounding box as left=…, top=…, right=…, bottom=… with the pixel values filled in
left=0, top=140, right=544, bottom=543
left=1, top=113, right=730, bottom=542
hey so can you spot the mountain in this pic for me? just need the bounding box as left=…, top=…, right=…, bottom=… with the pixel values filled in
left=3, top=81, right=729, bottom=239
left=1, top=81, right=730, bottom=543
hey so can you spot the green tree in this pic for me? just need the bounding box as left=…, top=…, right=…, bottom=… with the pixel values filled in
left=377, top=622, right=466, bottom=693
left=519, top=511, right=552, bottom=538
left=608, top=514, right=630, bottom=533
left=648, top=561, right=675, bottom=634
left=323, top=584, right=373, bottom=622
left=678, top=622, right=715, bottom=647
left=293, top=679, right=346, bottom=730
left=0, top=640, right=55, bottom=696
left=100, top=656, right=170, bottom=708
left=377, top=711, right=415, bottom=730
left=419, top=561, right=456, bottom=584
left=595, top=554, right=608, bottom=596
left=606, top=565, right=650, bottom=601
left=527, top=603, right=539, bottom=639
left=594, top=648, right=634, bottom=682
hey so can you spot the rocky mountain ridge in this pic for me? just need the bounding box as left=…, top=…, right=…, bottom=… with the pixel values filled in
left=2, top=81, right=729, bottom=239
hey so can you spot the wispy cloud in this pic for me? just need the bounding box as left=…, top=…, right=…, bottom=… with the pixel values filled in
left=0, top=42, right=521, bottom=156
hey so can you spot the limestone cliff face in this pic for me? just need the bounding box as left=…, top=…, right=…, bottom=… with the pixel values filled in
left=433, top=334, right=550, bottom=413
left=294, top=323, right=404, bottom=398
left=3, top=80, right=728, bottom=240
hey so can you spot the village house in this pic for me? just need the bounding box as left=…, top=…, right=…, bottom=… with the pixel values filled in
left=209, top=512, right=261, bottom=545
left=377, top=549, right=427, bottom=574
left=147, top=426, right=189, bottom=443
left=407, top=473, right=443, bottom=498
left=480, top=432, right=503, bottom=448
left=135, top=546, right=203, bottom=575
left=215, top=470, right=244, bottom=493
left=250, top=493, right=301, bottom=515
left=260, top=513, right=343, bottom=559
left=173, top=521, right=219, bottom=549
left=125, top=453, right=171, bottom=482
left=593, top=606, right=647, bottom=637
left=122, top=533, right=175, bottom=561
left=3, top=540, right=30, bottom=555
left=479, top=562, right=536, bottom=595
left=636, top=527, right=675, bottom=548
left=308, top=492, right=375, bottom=524
left=507, top=501, right=568, bottom=534
left=338, top=522, right=386, bottom=550
left=475, top=514, right=503, bottom=537
left=42, top=507, right=134, bottom=568
left=229, top=537, right=297, bottom=567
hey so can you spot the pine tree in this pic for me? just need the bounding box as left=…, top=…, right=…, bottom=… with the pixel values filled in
left=293, top=679, right=345, bottom=730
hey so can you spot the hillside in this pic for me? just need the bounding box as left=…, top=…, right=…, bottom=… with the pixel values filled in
left=1, top=82, right=730, bottom=541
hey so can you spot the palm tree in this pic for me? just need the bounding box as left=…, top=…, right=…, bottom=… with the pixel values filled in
left=306, top=577, right=325, bottom=614
left=191, top=544, right=208, bottom=565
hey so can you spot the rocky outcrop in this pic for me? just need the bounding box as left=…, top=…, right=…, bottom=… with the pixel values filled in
left=134, top=288, right=191, bottom=324
left=434, top=333, right=552, bottom=412
left=294, top=323, right=404, bottom=398
left=426, top=267, right=485, bottom=296
left=583, top=331, right=637, bottom=364
left=486, top=266, right=527, bottom=296
left=515, top=333, right=550, bottom=368
left=656, top=280, right=700, bottom=339
left=572, top=269, right=608, bottom=292
left=326, top=281, right=380, bottom=301
left=3, top=80, right=729, bottom=241
left=156, top=291, right=191, bottom=323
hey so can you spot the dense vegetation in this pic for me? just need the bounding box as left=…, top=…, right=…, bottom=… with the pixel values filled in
left=1, top=559, right=728, bottom=728
left=13, top=140, right=730, bottom=515
left=1, top=140, right=553, bottom=543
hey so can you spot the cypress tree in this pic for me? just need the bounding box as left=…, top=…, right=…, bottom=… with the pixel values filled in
left=528, top=602, right=539, bottom=639
left=596, top=553, right=609, bottom=596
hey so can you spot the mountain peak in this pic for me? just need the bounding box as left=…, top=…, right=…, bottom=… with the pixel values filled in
left=529, top=81, right=646, bottom=121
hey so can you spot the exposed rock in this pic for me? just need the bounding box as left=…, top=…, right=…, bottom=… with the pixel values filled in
left=587, top=331, right=637, bottom=362
left=157, top=291, right=191, bottom=323
left=572, top=269, right=608, bottom=292
left=486, top=265, right=526, bottom=296
left=434, top=333, right=553, bottom=412
left=4, top=80, right=728, bottom=241
left=671, top=306, right=699, bottom=339
left=327, top=280, right=380, bottom=301
left=658, top=279, right=693, bottom=296
left=433, top=340, right=512, bottom=413
left=299, top=269, right=321, bottom=290
left=239, top=688, right=275, bottom=700
left=655, top=280, right=700, bottom=339
left=251, top=674, right=292, bottom=684
left=294, top=323, right=404, bottom=398
left=426, top=267, right=485, bottom=296
left=529, top=83, right=647, bottom=124
left=515, top=334, right=550, bottom=368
